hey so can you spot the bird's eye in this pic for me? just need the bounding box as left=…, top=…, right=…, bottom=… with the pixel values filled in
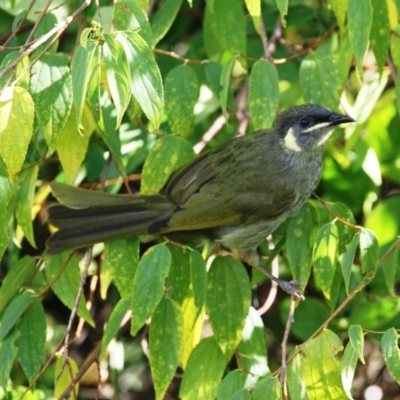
left=299, top=117, right=312, bottom=128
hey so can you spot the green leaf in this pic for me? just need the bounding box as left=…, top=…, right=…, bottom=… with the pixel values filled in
left=54, top=356, right=79, bottom=398
left=286, top=202, right=318, bottom=285
left=32, top=13, right=59, bottom=56
left=381, top=246, right=399, bottom=296
left=165, top=64, right=199, bottom=136
left=206, top=256, right=251, bottom=360
left=180, top=337, right=225, bottom=400
left=16, top=302, right=46, bottom=382
left=327, top=0, right=347, bottom=31
left=236, top=307, right=269, bottom=386
left=44, top=253, right=95, bottom=327
left=313, top=222, right=339, bottom=300
left=204, top=61, right=222, bottom=97
left=71, top=42, right=98, bottom=130
left=203, top=0, right=246, bottom=58
left=103, top=34, right=132, bottom=128
left=29, top=54, right=73, bottom=151
left=100, top=297, right=130, bottom=358
left=233, top=389, right=252, bottom=400
left=347, top=0, right=373, bottom=78
left=0, top=86, right=34, bottom=176
left=116, top=31, right=164, bottom=131
left=251, top=376, right=282, bottom=400
left=56, top=105, right=95, bottom=185
left=0, top=256, right=37, bottom=311
left=274, top=0, right=288, bottom=27
left=0, top=293, right=34, bottom=342
left=249, top=60, right=279, bottom=130
left=287, top=350, right=306, bottom=400
left=335, top=31, right=353, bottom=85
left=341, top=343, right=358, bottom=400
left=340, top=232, right=359, bottom=294
left=150, top=0, right=183, bottom=46
left=149, top=296, right=183, bottom=400
left=0, top=52, right=29, bottom=90
left=396, top=74, right=400, bottom=117
left=167, top=246, right=207, bottom=367
left=381, top=328, right=400, bottom=384
left=348, top=298, right=400, bottom=330
left=300, top=53, right=341, bottom=110
left=217, top=370, right=247, bottom=400
left=86, top=54, right=126, bottom=174
left=141, top=135, right=194, bottom=194
left=0, top=159, right=12, bottom=259
left=244, top=0, right=261, bottom=34
left=359, top=228, right=379, bottom=277
left=370, top=0, right=390, bottom=73
left=390, top=26, right=400, bottom=71
left=113, top=0, right=153, bottom=47
left=0, top=329, right=18, bottom=389
left=104, top=237, right=139, bottom=298
left=15, top=165, right=38, bottom=248
left=348, top=324, right=365, bottom=364
left=219, top=57, right=236, bottom=118
left=130, top=244, right=171, bottom=335
left=300, top=330, right=347, bottom=398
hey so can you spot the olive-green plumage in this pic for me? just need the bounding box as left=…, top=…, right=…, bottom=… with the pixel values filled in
left=46, top=104, right=354, bottom=297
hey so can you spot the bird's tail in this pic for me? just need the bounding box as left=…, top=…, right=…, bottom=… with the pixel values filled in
left=46, top=182, right=173, bottom=255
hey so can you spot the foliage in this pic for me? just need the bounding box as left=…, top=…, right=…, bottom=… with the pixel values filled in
left=0, top=0, right=400, bottom=399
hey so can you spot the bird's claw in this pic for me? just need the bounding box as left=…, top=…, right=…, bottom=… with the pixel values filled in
left=278, top=279, right=305, bottom=300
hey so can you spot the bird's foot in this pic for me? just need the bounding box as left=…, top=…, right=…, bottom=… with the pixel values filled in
left=275, top=279, right=305, bottom=301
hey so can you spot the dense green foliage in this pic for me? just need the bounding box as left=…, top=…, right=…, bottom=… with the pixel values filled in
left=0, top=0, right=400, bottom=398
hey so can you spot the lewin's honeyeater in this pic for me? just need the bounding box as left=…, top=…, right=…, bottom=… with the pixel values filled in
left=46, top=104, right=355, bottom=299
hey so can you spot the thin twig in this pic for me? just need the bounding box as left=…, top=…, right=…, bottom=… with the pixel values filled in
left=56, top=248, right=93, bottom=384
left=258, top=11, right=271, bottom=60
left=272, top=237, right=400, bottom=376
left=280, top=297, right=296, bottom=399
left=193, top=115, right=226, bottom=154
left=153, top=48, right=204, bottom=64
left=25, top=0, right=53, bottom=44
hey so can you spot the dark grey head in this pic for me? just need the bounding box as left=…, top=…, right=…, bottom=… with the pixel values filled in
left=273, top=104, right=355, bottom=152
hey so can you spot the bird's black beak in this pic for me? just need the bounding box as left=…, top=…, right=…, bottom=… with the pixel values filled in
left=329, top=112, right=355, bottom=126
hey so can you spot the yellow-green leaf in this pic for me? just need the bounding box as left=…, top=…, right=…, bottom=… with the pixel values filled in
left=206, top=256, right=251, bottom=361
left=0, top=86, right=34, bottom=176
left=347, top=0, right=372, bottom=78
left=313, top=222, right=339, bottom=301
left=56, top=105, right=95, bottom=185
left=141, top=135, right=194, bottom=194
left=130, top=244, right=171, bottom=335
left=300, top=330, right=347, bottom=398
left=165, top=64, right=199, bottom=136
left=249, top=59, right=279, bottom=130
left=149, top=296, right=183, bottom=400
left=15, top=165, right=38, bottom=247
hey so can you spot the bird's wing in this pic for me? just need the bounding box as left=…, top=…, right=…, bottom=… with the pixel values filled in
left=161, top=150, right=218, bottom=205
left=164, top=188, right=296, bottom=231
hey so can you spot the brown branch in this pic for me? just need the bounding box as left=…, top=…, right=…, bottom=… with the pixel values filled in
left=313, top=192, right=361, bottom=232
left=153, top=48, right=204, bottom=64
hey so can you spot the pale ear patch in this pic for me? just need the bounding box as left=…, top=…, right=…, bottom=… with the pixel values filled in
left=303, top=121, right=330, bottom=133
left=316, top=129, right=334, bottom=146
left=284, top=127, right=302, bottom=152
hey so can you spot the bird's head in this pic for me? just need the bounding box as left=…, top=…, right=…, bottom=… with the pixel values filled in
left=274, top=104, right=355, bottom=152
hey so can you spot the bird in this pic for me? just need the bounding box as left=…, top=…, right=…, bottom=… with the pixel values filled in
left=46, top=104, right=355, bottom=299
